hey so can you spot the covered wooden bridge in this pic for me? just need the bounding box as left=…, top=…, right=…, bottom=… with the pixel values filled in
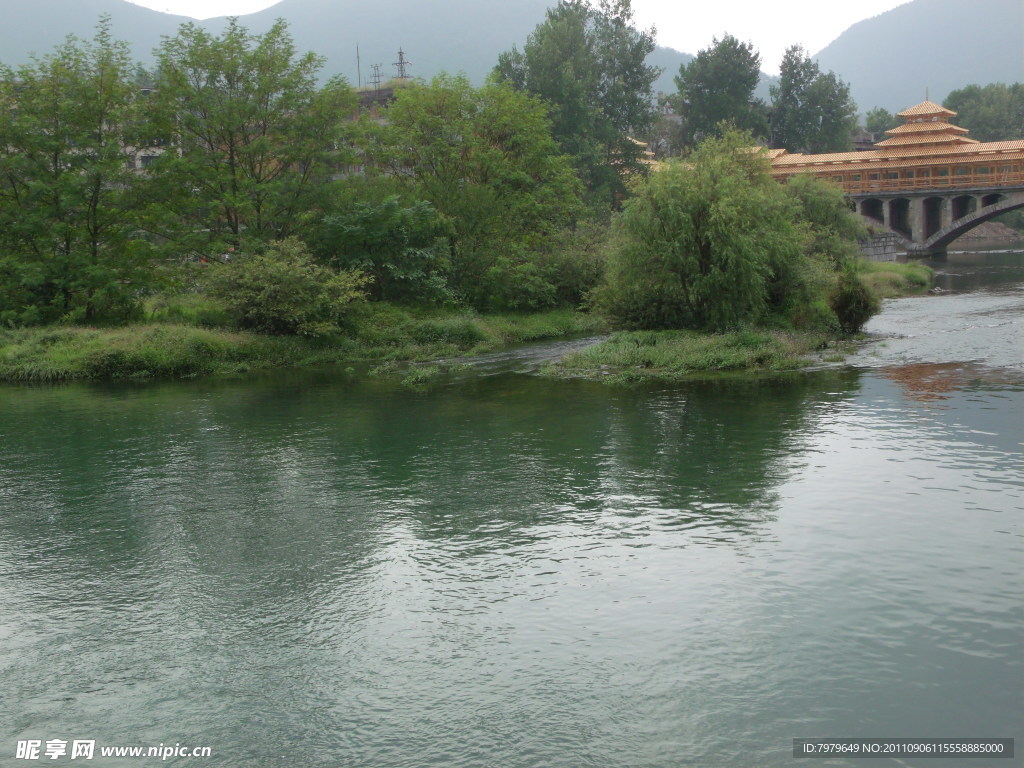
left=767, top=101, right=1024, bottom=256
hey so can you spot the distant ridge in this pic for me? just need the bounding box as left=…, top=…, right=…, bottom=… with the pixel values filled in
left=4, top=0, right=1016, bottom=117
left=197, top=0, right=696, bottom=96
left=812, top=0, right=1023, bottom=112
left=0, top=0, right=693, bottom=94
left=0, top=0, right=188, bottom=64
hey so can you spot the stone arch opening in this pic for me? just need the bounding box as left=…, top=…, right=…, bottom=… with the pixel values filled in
left=952, top=195, right=976, bottom=220
left=923, top=197, right=944, bottom=239
left=888, top=198, right=911, bottom=238
left=981, top=193, right=1003, bottom=207
left=921, top=197, right=1024, bottom=252
left=861, top=198, right=884, bottom=223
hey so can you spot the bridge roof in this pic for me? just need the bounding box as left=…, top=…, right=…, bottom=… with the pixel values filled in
left=768, top=140, right=1024, bottom=175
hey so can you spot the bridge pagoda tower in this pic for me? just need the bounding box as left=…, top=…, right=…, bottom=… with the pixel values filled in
left=874, top=101, right=976, bottom=153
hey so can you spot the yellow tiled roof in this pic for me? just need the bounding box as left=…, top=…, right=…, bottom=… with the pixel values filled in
left=769, top=140, right=1024, bottom=175
left=897, top=100, right=956, bottom=118
left=771, top=150, right=869, bottom=166
left=885, top=121, right=969, bottom=135
left=875, top=134, right=978, bottom=147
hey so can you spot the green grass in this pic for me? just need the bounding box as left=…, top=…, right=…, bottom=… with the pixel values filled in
left=0, top=324, right=351, bottom=382
left=547, top=328, right=827, bottom=384
left=857, top=259, right=933, bottom=298
left=143, top=293, right=231, bottom=327
left=0, top=303, right=607, bottom=383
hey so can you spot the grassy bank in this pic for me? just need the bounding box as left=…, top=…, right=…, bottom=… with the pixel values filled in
left=544, top=329, right=836, bottom=384
left=0, top=306, right=607, bottom=383
left=857, top=259, right=933, bottom=298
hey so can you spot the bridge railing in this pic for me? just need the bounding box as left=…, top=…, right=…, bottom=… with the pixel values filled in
left=777, top=167, right=1024, bottom=196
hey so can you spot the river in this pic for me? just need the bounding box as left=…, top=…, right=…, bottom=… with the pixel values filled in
left=1, top=251, right=1021, bottom=767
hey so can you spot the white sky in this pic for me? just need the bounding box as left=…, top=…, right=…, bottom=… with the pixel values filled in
left=124, top=0, right=913, bottom=75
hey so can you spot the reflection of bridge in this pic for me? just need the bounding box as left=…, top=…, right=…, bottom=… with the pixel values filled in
left=768, top=101, right=1024, bottom=256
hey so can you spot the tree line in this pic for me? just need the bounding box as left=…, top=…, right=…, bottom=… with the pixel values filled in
left=661, top=35, right=857, bottom=156
left=5, top=2, right=1006, bottom=336
left=0, top=4, right=660, bottom=327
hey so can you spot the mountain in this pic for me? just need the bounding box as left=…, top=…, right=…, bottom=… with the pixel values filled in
left=0, top=0, right=188, bottom=64
left=197, top=0, right=551, bottom=86
left=812, top=0, right=1024, bottom=113
left=8, top=0, right=1016, bottom=119
left=0, top=0, right=694, bottom=95
left=196, top=0, right=697, bottom=98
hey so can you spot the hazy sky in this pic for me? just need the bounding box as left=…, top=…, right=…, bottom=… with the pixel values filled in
left=124, top=0, right=912, bottom=75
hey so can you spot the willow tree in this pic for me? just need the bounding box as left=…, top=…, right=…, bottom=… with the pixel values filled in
left=597, top=131, right=805, bottom=330
left=359, top=74, right=582, bottom=310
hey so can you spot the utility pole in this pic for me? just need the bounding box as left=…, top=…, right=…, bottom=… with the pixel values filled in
left=393, top=48, right=411, bottom=80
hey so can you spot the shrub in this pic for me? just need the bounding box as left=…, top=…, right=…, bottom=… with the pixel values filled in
left=480, top=256, right=559, bottom=311
left=830, top=268, right=880, bottom=334
left=313, top=191, right=453, bottom=305
left=204, top=238, right=368, bottom=336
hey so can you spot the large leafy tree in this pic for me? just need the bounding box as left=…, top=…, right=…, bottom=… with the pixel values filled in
left=0, top=19, right=154, bottom=325
left=148, top=19, right=355, bottom=254
left=359, top=74, right=582, bottom=309
left=944, top=83, right=1024, bottom=142
left=864, top=106, right=899, bottom=137
left=493, top=0, right=660, bottom=207
left=671, top=35, right=768, bottom=148
left=770, top=45, right=857, bottom=153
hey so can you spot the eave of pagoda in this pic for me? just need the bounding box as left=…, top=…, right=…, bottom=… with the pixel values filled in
left=885, top=121, right=969, bottom=136
left=896, top=100, right=956, bottom=119
left=874, top=134, right=979, bottom=148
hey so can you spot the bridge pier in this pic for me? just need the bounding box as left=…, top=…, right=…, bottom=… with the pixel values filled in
left=910, top=197, right=925, bottom=243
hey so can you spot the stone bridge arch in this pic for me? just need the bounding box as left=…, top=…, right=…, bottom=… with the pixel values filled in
left=910, top=193, right=1024, bottom=254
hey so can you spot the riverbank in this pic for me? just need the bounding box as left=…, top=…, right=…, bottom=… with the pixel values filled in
left=0, top=307, right=607, bottom=383
left=0, top=260, right=933, bottom=384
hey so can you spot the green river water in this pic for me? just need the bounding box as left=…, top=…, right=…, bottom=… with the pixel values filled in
left=1, top=252, right=1022, bottom=767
